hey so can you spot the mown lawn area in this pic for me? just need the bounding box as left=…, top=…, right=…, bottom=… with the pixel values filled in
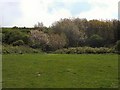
left=2, top=54, right=118, bottom=88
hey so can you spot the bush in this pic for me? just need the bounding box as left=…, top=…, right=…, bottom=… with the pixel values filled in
left=46, top=33, right=67, bottom=51
left=12, top=40, right=24, bottom=46
left=2, top=45, right=42, bottom=54
left=88, top=34, right=104, bottom=47
left=3, top=29, right=29, bottom=45
left=29, top=30, right=49, bottom=49
left=54, top=47, right=114, bottom=54
left=115, top=40, right=120, bottom=53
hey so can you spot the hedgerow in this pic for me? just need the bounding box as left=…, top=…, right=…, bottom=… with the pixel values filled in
left=54, top=47, right=115, bottom=54
left=2, top=45, right=43, bottom=54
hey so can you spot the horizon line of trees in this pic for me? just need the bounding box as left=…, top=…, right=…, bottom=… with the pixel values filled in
left=2, top=18, right=120, bottom=52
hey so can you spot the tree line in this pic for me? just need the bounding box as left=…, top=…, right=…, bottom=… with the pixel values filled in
left=2, top=18, right=120, bottom=52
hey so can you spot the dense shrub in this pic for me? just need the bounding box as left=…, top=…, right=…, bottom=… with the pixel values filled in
left=12, top=40, right=24, bottom=46
left=29, top=30, right=67, bottom=51
left=88, top=34, right=104, bottom=47
left=115, top=40, right=120, bottom=53
left=54, top=47, right=114, bottom=54
left=2, top=29, right=29, bottom=44
left=2, top=45, right=42, bottom=54
left=0, top=45, right=1, bottom=54
left=29, top=30, right=49, bottom=49
left=46, top=33, right=67, bottom=51
left=0, top=33, right=2, bottom=42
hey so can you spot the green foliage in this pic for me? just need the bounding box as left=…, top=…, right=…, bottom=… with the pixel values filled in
left=2, top=33, right=5, bottom=42
left=2, top=18, right=119, bottom=53
left=0, top=33, right=2, bottom=43
left=88, top=34, right=104, bottom=47
left=2, top=29, right=29, bottom=45
left=2, top=45, right=42, bottom=54
left=0, top=45, right=1, bottom=54
left=115, top=40, right=120, bottom=53
left=12, top=40, right=24, bottom=46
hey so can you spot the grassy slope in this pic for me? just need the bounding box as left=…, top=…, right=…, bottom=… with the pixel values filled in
left=2, top=54, right=118, bottom=88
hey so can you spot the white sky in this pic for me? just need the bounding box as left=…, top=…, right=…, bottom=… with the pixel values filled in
left=0, top=0, right=119, bottom=27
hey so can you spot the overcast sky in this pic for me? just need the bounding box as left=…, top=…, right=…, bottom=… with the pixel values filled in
left=0, top=0, right=119, bottom=27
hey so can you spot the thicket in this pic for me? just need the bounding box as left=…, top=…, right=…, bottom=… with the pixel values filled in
left=54, top=47, right=115, bottom=54
left=2, top=18, right=120, bottom=54
left=2, top=45, right=42, bottom=54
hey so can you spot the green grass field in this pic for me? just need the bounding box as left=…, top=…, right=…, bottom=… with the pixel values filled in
left=2, top=54, right=118, bottom=88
